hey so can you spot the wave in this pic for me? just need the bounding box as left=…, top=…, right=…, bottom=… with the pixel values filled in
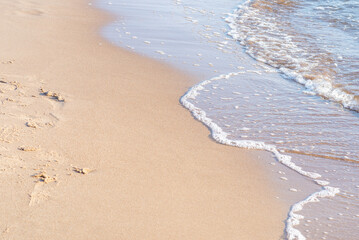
left=225, top=0, right=359, bottom=112
left=180, top=71, right=340, bottom=240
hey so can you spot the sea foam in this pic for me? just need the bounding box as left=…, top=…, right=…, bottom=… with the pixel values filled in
left=180, top=71, right=340, bottom=240
left=225, top=0, right=359, bottom=113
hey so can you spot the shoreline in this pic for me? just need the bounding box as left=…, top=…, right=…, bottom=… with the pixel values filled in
left=95, top=1, right=355, bottom=239
left=0, top=0, right=291, bottom=239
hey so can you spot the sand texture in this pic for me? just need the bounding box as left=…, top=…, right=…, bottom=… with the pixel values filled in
left=0, top=0, right=288, bottom=239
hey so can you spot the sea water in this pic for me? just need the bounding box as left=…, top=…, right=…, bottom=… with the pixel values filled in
left=95, top=0, right=359, bottom=239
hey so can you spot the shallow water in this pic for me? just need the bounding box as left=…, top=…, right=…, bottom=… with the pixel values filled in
left=227, top=0, right=359, bottom=112
left=96, top=0, right=359, bottom=239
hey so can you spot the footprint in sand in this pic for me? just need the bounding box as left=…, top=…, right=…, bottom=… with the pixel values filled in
left=0, top=126, right=21, bottom=144
left=0, top=78, right=21, bottom=92
left=0, top=71, right=72, bottom=207
left=0, top=74, right=64, bottom=130
left=29, top=181, right=53, bottom=206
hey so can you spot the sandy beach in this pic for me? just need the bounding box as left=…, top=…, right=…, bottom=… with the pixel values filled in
left=0, top=0, right=290, bottom=239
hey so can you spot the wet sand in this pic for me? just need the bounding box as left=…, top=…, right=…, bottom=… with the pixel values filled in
left=0, top=0, right=288, bottom=239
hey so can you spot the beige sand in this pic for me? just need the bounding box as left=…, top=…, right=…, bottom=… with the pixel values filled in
left=0, top=0, right=288, bottom=239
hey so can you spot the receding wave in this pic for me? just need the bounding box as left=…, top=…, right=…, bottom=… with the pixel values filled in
left=226, top=0, right=359, bottom=112
left=180, top=71, right=340, bottom=240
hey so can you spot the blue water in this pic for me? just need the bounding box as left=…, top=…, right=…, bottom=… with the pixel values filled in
left=228, top=0, right=359, bottom=112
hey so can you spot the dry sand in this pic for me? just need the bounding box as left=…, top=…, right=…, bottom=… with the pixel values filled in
left=0, top=0, right=288, bottom=239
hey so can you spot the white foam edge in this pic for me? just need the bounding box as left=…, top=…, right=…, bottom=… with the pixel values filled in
left=286, top=186, right=339, bottom=240
left=225, top=2, right=359, bottom=113
left=180, top=71, right=340, bottom=240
